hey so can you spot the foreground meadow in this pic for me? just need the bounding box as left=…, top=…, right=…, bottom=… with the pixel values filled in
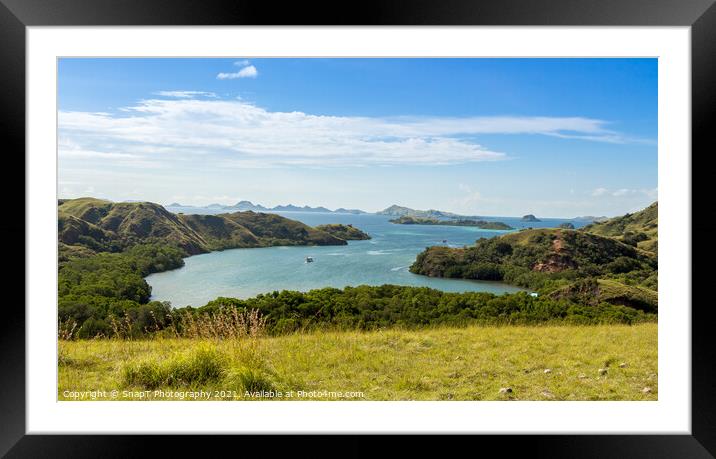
left=59, top=323, right=657, bottom=401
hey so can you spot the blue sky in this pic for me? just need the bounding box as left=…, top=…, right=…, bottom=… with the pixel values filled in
left=58, top=58, right=657, bottom=217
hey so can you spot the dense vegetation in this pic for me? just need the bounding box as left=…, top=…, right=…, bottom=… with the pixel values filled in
left=389, top=216, right=513, bottom=230
left=182, top=285, right=655, bottom=334
left=60, top=281, right=656, bottom=340
left=315, top=224, right=371, bottom=240
left=410, top=203, right=658, bottom=311
left=58, top=243, right=183, bottom=338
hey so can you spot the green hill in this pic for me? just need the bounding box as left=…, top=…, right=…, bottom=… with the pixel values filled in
left=315, top=224, right=371, bottom=240
left=411, top=228, right=653, bottom=279
left=581, top=202, right=657, bottom=253
left=58, top=198, right=351, bottom=258
left=409, top=202, right=658, bottom=308
left=60, top=198, right=209, bottom=255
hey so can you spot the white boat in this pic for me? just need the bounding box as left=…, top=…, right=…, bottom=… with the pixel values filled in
left=305, top=256, right=314, bottom=263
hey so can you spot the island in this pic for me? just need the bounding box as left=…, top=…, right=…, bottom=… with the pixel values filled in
left=521, top=214, right=541, bottom=222
left=333, top=208, right=367, bottom=215
left=315, top=224, right=371, bottom=240
left=389, top=216, right=514, bottom=230
left=558, top=222, right=575, bottom=229
left=377, top=204, right=464, bottom=219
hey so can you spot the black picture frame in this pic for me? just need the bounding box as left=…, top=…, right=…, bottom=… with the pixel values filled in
left=2, top=0, right=714, bottom=456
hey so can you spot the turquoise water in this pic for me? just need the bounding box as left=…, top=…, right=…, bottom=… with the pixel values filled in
left=147, top=211, right=587, bottom=307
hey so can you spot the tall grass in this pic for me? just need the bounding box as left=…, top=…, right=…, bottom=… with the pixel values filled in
left=58, top=318, right=78, bottom=340
left=58, top=306, right=269, bottom=341
left=173, top=307, right=267, bottom=340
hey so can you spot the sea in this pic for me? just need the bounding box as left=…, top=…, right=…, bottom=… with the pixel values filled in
left=146, top=209, right=589, bottom=307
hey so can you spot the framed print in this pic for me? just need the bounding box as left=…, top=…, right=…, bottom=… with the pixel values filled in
left=3, top=0, right=716, bottom=456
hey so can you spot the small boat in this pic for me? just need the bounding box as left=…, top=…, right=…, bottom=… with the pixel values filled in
left=305, top=256, right=314, bottom=263
left=442, top=239, right=447, bottom=243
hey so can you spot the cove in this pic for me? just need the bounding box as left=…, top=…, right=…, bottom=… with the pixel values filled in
left=147, top=212, right=585, bottom=307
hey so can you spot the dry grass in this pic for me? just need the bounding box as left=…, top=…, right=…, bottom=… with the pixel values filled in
left=174, top=308, right=267, bottom=340
left=58, top=323, right=657, bottom=401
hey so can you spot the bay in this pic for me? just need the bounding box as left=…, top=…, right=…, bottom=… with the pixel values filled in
left=147, top=210, right=588, bottom=307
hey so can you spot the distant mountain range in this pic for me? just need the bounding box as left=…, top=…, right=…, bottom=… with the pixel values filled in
left=167, top=201, right=367, bottom=214
left=165, top=201, right=612, bottom=222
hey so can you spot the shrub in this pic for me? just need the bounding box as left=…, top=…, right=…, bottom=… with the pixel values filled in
left=77, top=317, right=112, bottom=338
left=122, top=346, right=226, bottom=389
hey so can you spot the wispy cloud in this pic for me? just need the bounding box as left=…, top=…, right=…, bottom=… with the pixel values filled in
left=217, top=65, right=258, bottom=80
left=154, top=90, right=217, bottom=99
left=58, top=94, right=644, bottom=169
left=592, top=187, right=657, bottom=199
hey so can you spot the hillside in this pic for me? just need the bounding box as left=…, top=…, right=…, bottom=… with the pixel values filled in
left=59, top=198, right=352, bottom=258
left=411, top=228, right=654, bottom=279
left=409, top=202, right=658, bottom=307
left=581, top=202, right=657, bottom=253
left=59, top=198, right=208, bottom=256
left=315, top=224, right=371, bottom=240
left=548, top=278, right=658, bottom=313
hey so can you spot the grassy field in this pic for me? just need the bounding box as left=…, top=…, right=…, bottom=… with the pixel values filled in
left=59, top=323, right=657, bottom=401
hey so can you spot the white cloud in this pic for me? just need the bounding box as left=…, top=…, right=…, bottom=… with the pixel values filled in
left=591, top=187, right=608, bottom=196
left=154, top=90, right=217, bottom=98
left=217, top=65, right=258, bottom=80
left=233, top=60, right=251, bottom=67
left=58, top=96, right=641, bottom=169
left=612, top=188, right=633, bottom=197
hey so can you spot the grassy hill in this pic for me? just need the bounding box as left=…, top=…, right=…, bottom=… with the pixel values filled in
left=59, top=323, right=657, bottom=401
left=220, top=211, right=345, bottom=246
left=315, top=224, right=371, bottom=240
left=59, top=198, right=351, bottom=258
left=409, top=202, right=658, bottom=307
left=411, top=228, right=654, bottom=279
left=548, top=278, right=658, bottom=313
left=581, top=202, right=657, bottom=253
left=60, top=198, right=208, bottom=255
